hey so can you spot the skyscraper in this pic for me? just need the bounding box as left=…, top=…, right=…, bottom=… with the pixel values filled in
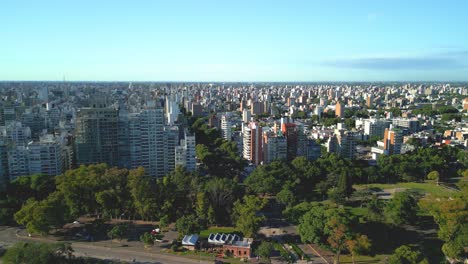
left=75, top=106, right=119, bottom=167
left=119, top=108, right=166, bottom=177
left=243, top=122, right=263, bottom=165
left=221, top=114, right=232, bottom=141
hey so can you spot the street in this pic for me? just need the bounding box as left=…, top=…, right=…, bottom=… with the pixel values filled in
left=0, top=226, right=212, bottom=264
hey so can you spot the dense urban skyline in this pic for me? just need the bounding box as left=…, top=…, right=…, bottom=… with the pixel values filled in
left=2, top=0, right=468, bottom=82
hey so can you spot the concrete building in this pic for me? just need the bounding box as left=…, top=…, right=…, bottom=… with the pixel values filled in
left=243, top=122, right=263, bottom=165
left=328, top=129, right=357, bottom=160
left=250, top=101, right=264, bottom=116
left=75, top=106, right=119, bottom=167
left=281, top=123, right=298, bottom=161
left=164, top=126, right=179, bottom=174
left=392, top=118, right=420, bottom=133
left=364, top=119, right=392, bottom=138
left=119, top=109, right=166, bottom=178
left=262, top=130, right=287, bottom=164
left=175, top=129, right=196, bottom=171
left=221, top=114, right=232, bottom=141
left=383, top=127, right=403, bottom=155
left=335, top=101, right=344, bottom=118
left=242, top=109, right=251, bottom=123
left=27, top=137, right=64, bottom=177
left=6, top=136, right=64, bottom=181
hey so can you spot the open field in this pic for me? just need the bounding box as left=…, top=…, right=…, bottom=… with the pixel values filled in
left=354, top=182, right=457, bottom=197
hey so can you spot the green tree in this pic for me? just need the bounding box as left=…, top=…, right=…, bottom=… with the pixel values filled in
left=276, top=186, right=296, bottom=207
left=298, top=205, right=353, bottom=249
left=327, top=217, right=350, bottom=264
left=256, top=241, right=274, bottom=260
left=419, top=190, right=467, bottom=261
left=388, top=245, right=428, bottom=264
left=346, top=235, right=371, bottom=264
left=128, top=167, right=158, bottom=221
left=195, top=192, right=209, bottom=228
left=384, top=191, right=418, bottom=225
left=175, top=214, right=200, bottom=238
left=204, top=177, right=241, bottom=225
left=140, top=232, right=154, bottom=246
left=244, top=161, right=291, bottom=195
left=232, top=195, right=267, bottom=237
left=427, top=171, right=440, bottom=182
left=14, top=192, right=69, bottom=235
left=3, top=242, right=73, bottom=264
left=107, top=224, right=128, bottom=241
left=329, top=172, right=353, bottom=204
left=159, top=215, right=169, bottom=231
left=298, top=204, right=329, bottom=245
left=366, top=195, right=384, bottom=222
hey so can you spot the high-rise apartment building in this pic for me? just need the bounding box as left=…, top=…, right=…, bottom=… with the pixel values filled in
left=6, top=136, right=64, bottom=181
left=243, top=122, right=263, bottom=165
left=75, top=106, right=119, bottom=167
left=175, top=129, right=196, bottom=171
left=281, top=123, right=298, bottom=161
left=164, top=125, right=179, bottom=173
left=335, top=101, right=344, bottom=118
left=383, top=127, right=403, bottom=155
left=221, top=114, right=232, bottom=141
left=364, top=119, right=392, bottom=138
left=262, top=130, right=287, bottom=164
left=119, top=109, right=166, bottom=177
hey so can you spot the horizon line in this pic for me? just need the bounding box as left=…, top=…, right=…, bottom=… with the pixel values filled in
left=1, top=80, right=468, bottom=84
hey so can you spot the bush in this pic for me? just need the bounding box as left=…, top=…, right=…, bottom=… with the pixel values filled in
left=107, top=223, right=128, bottom=241
left=140, top=232, right=154, bottom=246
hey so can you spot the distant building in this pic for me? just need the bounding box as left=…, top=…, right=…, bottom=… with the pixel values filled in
left=221, top=114, right=232, bottom=141
left=281, top=123, right=298, bottom=161
left=335, top=101, right=344, bottom=118
left=251, top=101, right=265, bottom=116
left=328, top=129, right=357, bottom=160
left=175, top=129, right=196, bottom=171
left=242, top=109, right=251, bottom=123
left=392, top=118, right=420, bottom=133
left=383, top=127, right=403, bottom=155
left=364, top=119, right=392, bottom=138
left=366, top=95, right=373, bottom=108
left=191, top=103, right=203, bottom=117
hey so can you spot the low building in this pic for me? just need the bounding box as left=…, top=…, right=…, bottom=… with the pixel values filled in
left=222, top=238, right=253, bottom=258
left=182, top=234, right=199, bottom=251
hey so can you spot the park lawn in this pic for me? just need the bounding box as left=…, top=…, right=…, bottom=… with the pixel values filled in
left=353, top=182, right=455, bottom=197
left=199, top=226, right=238, bottom=239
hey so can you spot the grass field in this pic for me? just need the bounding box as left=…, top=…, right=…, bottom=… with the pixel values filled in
left=199, top=226, right=238, bottom=239
left=354, top=182, right=456, bottom=197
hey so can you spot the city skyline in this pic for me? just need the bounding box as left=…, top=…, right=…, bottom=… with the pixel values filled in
left=1, top=0, right=468, bottom=81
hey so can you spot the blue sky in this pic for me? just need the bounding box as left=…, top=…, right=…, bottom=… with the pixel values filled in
left=1, top=0, right=468, bottom=81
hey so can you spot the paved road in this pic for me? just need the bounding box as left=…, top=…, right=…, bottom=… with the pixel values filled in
left=0, top=226, right=212, bottom=264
